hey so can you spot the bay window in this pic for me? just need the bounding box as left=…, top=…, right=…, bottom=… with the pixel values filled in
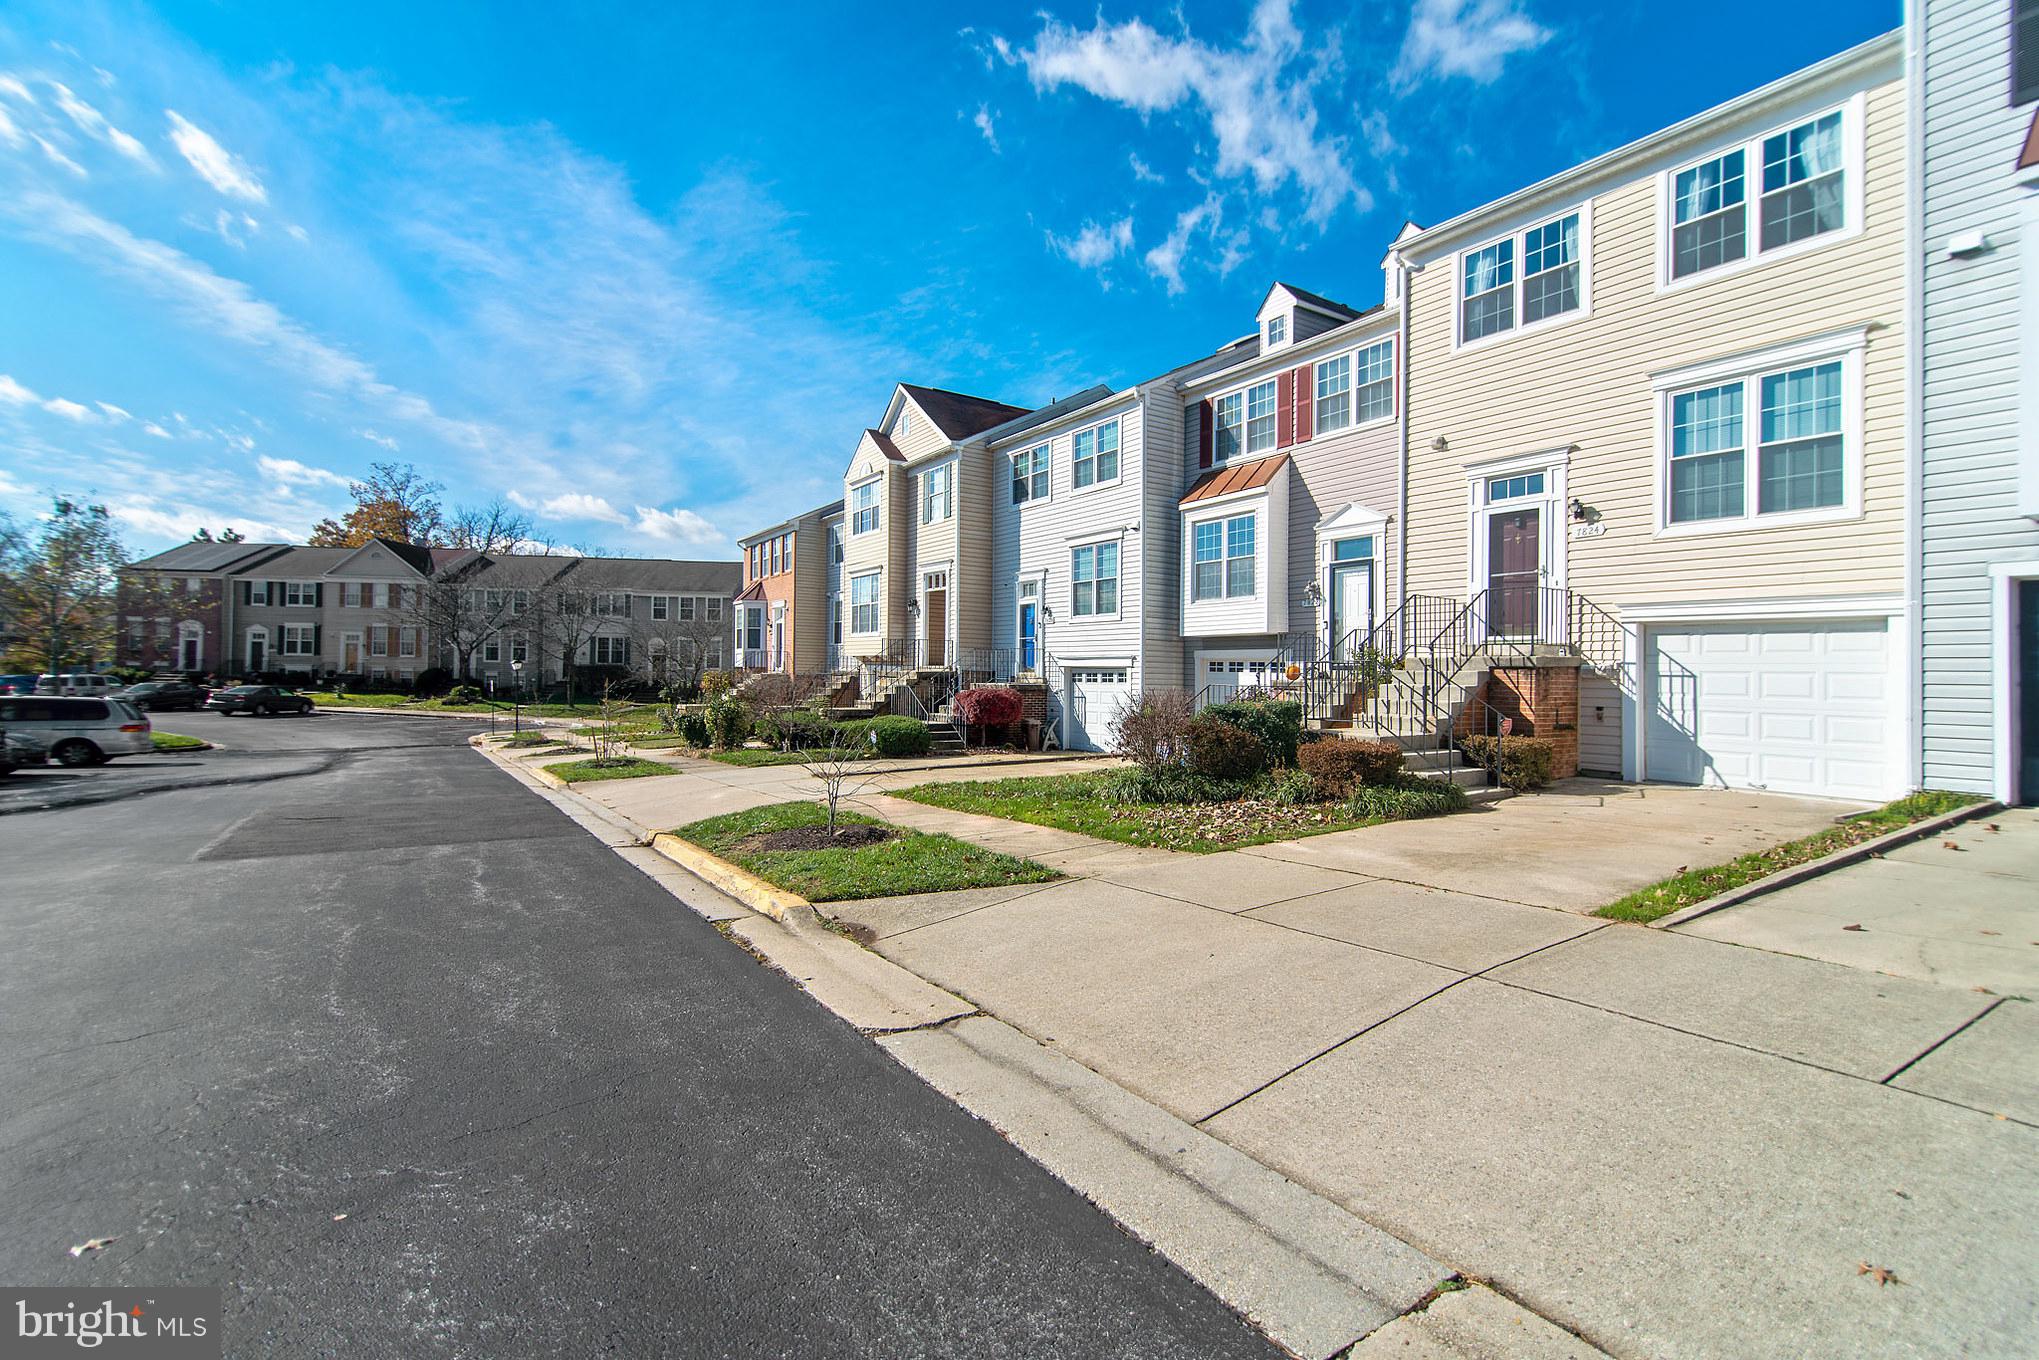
left=1192, top=514, right=1256, bottom=600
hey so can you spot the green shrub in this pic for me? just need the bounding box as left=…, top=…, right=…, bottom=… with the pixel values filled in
left=677, top=711, right=712, bottom=748
left=838, top=714, right=932, bottom=757
left=1459, top=735, right=1557, bottom=790
left=705, top=690, right=752, bottom=750
left=414, top=667, right=452, bottom=696
left=1349, top=775, right=1468, bottom=821
left=1264, top=766, right=1321, bottom=806
left=764, top=709, right=840, bottom=751
left=1201, top=699, right=1303, bottom=767
left=1183, top=714, right=1268, bottom=780
left=1100, top=764, right=1252, bottom=805
left=1298, top=740, right=1404, bottom=798
left=446, top=683, right=484, bottom=704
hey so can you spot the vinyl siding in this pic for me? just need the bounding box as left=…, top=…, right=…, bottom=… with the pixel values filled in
left=792, top=513, right=830, bottom=673
left=841, top=445, right=903, bottom=648
left=1918, top=0, right=2039, bottom=793
left=1402, top=68, right=1909, bottom=612
left=957, top=451, right=997, bottom=653
left=1138, top=391, right=1187, bottom=692
left=908, top=456, right=961, bottom=656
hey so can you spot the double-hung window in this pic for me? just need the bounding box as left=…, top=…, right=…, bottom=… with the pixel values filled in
left=1244, top=380, right=1277, bottom=454
left=1669, top=106, right=1849, bottom=282
left=921, top=463, right=953, bottom=523
left=849, top=572, right=880, bottom=634
left=593, top=636, right=629, bottom=667
left=399, top=627, right=418, bottom=658
left=280, top=624, right=314, bottom=656
left=1070, top=541, right=1118, bottom=617
left=1191, top=515, right=1256, bottom=600
left=651, top=596, right=669, bottom=621
left=1011, top=444, right=1049, bottom=503
left=510, top=633, right=527, bottom=664
left=1072, top=420, right=1119, bottom=488
left=851, top=481, right=880, bottom=534
left=284, top=581, right=316, bottom=607
left=1354, top=339, right=1394, bottom=423
left=1265, top=315, right=1287, bottom=347
left=1315, top=354, right=1352, bottom=434
left=1461, top=210, right=1583, bottom=343
left=679, top=596, right=695, bottom=621
left=246, top=581, right=270, bottom=605
left=1666, top=356, right=1847, bottom=527
left=484, top=636, right=501, bottom=664
left=1212, top=392, right=1245, bottom=462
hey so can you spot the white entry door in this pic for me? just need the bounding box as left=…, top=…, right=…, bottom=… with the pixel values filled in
left=1067, top=668, right=1132, bottom=752
left=1646, top=618, right=1892, bottom=800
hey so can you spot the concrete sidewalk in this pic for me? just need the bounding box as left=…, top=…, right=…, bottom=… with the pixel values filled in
left=496, top=741, right=2038, bottom=1356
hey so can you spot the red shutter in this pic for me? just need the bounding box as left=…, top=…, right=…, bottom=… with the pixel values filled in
left=1198, top=399, right=1214, bottom=468
left=1276, top=370, right=1295, bottom=449
left=1293, top=364, right=1314, bottom=443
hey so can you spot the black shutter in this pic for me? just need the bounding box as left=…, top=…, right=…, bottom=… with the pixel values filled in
left=2018, top=0, right=2039, bottom=106
left=240, top=580, right=250, bottom=606
left=314, top=583, right=324, bottom=608
left=312, top=625, right=322, bottom=656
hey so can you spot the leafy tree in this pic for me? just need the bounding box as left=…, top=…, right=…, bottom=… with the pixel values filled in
left=0, top=499, right=129, bottom=671
left=187, top=526, right=246, bottom=543
left=308, top=462, right=445, bottom=547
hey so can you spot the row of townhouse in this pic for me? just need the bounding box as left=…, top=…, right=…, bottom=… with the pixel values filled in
left=737, top=3, right=2039, bottom=808
left=120, top=536, right=738, bottom=688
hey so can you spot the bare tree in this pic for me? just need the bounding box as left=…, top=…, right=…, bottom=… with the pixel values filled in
left=803, top=724, right=877, bottom=838
left=445, top=498, right=535, bottom=555
left=532, top=576, right=604, bottom=706
left=625, top=598, right=724, bottom=698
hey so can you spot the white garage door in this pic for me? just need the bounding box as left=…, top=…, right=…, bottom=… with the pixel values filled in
left=1067, top=669, right=1132, bottom=753
left=1646, top=619, right=1892, bottom=800
left=1196, top=653, right=1276, bottom=706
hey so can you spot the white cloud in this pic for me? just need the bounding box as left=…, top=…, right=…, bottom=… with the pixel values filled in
left=33, top=134, right=86, bottom=177
left=0, top=374, right=37, bottom=405
left=0, top=74, right=35, bottom=105
left=285, top=222, right=309, bottom=243
left=1143, top=195, right=1218, bottom=294
left=633, top=505, right=718, bottom=546
left=257, top=454, right=348, bottom=489
left=1393, top=0, right=1549, bottom=88
left=110, top=502, right=299, bottom=544
left=1128, top=153, right=1164, bottom=184
left=1014, top=0, right=1358, bottom=225
left=42, top=397, right=94, bottom=421
left=141, top=421, right=171, bottom=438
left=356, top=428, right=399, bottom=450
left=1048, top=217, right=1133, bottom=272
left=0, top=106, right=23, bottom=149
left=49, top=81, right=154, bottom=168
left=95, top=401, right=130, bottom=422
left=165, top=110, right=266, bottom=202
left=536, top=491, right=627, bottom=524
left=972, top=104, right=1000, bottom=153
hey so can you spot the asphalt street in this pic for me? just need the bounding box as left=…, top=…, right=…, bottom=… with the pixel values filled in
left=0, top=711, right=1275, bottom=1358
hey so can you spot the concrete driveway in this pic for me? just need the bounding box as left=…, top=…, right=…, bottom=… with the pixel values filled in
left=823, top=785, right=2036, bottom=1359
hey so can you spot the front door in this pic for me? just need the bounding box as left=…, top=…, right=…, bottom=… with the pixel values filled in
left=1329, top=562, right=1373, bottom=659
left=1488, top=509, right=1540, bottom=636
left=342, top=632, right=363, bottom=671
left=925, top=585, right=948, bottom=666
left=179, top=633, right=201, bottom=671
left=247, top=635, right=266, bottom=674
left=1018, top=602, right=1037, bottom=672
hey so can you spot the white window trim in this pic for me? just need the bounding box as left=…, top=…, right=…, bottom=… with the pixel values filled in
left=1011, top=443, right=1053, bottom=507
left=1070, top=418, right=1124, bottom=494
left=1313, top=337, right=1398, bottom=436
left=1655, top=91, right=1867, bottom=294
left=848, top=569, right=882, bottom=636
left=920, top=459, right=955, bottom=524
left=284, top=581, right=317, bottom=608
left=1210, top=379, right=1282, bottom=466
left=1649, top=327, right=1867, bottom=539
left=1263, top=314, right=1289, bottom=350
left=850, top=477, right=882, bottom=536
left=1452, top=199, right=1594, bottom=353
left=1068, top=538, right=1122, bottom=621
left=1990, top=562, right=2039, bottom=803
left=1187, top=509, right=1261, bottom=603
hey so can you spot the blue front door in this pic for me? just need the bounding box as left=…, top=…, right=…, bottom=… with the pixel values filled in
left=1019, top=603, right=1037, bottom=671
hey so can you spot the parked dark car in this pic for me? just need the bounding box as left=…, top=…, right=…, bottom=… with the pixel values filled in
left=0, top=730, right=49, bottom=777
left=204, top=685, right=314, bottom=717
left=124, top=680, right=209, bottom=711
left=0, top=674, right=40, bottom=697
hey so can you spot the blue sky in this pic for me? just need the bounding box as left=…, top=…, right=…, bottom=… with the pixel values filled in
left=0, top=0, right=1900, bottom=557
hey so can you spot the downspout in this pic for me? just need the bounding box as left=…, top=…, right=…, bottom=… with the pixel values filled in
left=1902, top=0, right=1926, bottom=794
left=1393, top=250, right=1414, bottom=612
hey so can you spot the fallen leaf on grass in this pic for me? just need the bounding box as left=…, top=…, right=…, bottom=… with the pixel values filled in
left=67, top=1237, right=118, bottom=1257
left=1856, top=1262, right=1899, bottom=1287
left=1843, top=924, right=1866, bottom=932
left=1980, top=930, right=2001, bottom=937
left=1986, top=823, right=2000, bottom=833
left=1942, top=840, right=1963, bottom=850
left=1973, top=986, right=1996, bottom=995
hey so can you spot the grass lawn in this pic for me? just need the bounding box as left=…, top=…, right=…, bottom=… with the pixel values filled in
left=708, top=747, right=875, bottom=768
left=150, top=731, right=209, bottom=752
left=494, top=731, right=567, bottom=748
left=891, top=770, right=1409, bottom=854
left=1597, top=789, right=1987, bottom=923
left=625, top=733, right=692, bottom=749
left=673, top=801, right=1057, bottom=902
left=543, top=756, right=681, bottom=783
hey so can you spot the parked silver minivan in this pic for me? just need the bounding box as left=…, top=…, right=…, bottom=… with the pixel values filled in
left=0, top=696, right=153, bottom=765
left=36, top=673, right=126, bottom=698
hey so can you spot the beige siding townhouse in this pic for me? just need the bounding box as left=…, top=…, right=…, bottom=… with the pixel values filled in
left=1392, top=31, right=1910, bottom=800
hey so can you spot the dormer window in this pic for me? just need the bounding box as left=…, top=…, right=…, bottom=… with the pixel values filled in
left=1265, top=315, right=1287, bottom=348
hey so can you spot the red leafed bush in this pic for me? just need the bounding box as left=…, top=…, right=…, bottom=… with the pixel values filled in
left=953, top=685, right=1023, bottom=728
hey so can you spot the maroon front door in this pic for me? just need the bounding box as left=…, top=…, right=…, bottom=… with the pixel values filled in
left=1488, top=509, right=1540, bottom=636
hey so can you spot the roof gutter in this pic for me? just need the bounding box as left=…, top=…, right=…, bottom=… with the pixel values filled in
left=1393, top=251, right=1414, bottom=612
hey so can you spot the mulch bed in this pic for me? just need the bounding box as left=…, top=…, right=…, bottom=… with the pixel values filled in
left=737, top=824, right=903, bottom=853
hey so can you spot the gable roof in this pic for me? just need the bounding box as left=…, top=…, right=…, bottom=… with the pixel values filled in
left=128, top=540, right=289, bottom=573
left=896, top=384, right=1028, bottom=440
left=862, top=428, right=905, bottom=462
left=1264, top=281, right=1361, bottom=320
left=1179, top=453, right=1290, bottom=506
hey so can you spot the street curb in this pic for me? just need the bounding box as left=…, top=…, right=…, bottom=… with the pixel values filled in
left=648, top=832, right=813, bottom=924
left=1650, top=798, right=2005, bottom=930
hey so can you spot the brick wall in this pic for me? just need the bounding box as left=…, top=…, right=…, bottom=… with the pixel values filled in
left=1455, top=660, right=1582, bottom=780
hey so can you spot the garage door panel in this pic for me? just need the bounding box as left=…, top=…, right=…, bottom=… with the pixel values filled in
left=1647, top=619, right=1892, bottom=799
left=1068, top=670, right=1131, bottom=753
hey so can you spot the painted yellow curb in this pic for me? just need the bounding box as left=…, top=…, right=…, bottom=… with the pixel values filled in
left=529, top=764, right=570, bottom=790
left=650, top=832, right=812, bottom=923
